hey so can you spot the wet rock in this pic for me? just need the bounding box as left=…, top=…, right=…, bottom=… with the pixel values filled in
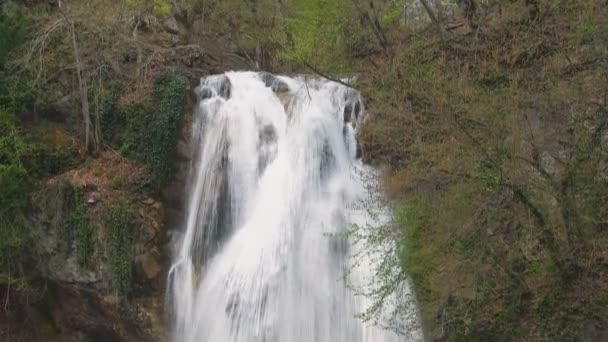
left=260, top=72, right=274, bottom=87
left=260, top=72, right=289, bottom=93
left=258, top=125, right=278, bottom=174
left=343, top=98, right=362, bottom=126
left=344, top=103, right=352, bottom=123
left=272, top=81, right=289, bottom=93
left=176, top=139, right=192, bottom=160
left=356, top=142, right=362, bottom=159
left=219, top=76, right=231, bottom=99
left=198, top=87, right=213, bottom=101
left=354, top=101, right=361, bottom=121
left=319, top=142, right=335, bottom=181
left=260, top=124, right=277, bottom=144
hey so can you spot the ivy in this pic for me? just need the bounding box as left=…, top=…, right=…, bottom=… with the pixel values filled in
left=146, top=73, right=187, bottom=185
left=0, top=4, right=29, bottom=67
left=105, top=202, right=133, bottom=296
left=101, top=73, right=187, bottom=187
left=67, top=188, right=93, bottom=266
left=0, top=109, right=30, bottom=284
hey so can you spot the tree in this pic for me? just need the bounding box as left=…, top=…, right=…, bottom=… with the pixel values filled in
left=19, top=0, right=157, bottom=154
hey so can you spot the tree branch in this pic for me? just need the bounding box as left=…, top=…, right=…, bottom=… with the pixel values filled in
left=303, top=62, right=355, bottom=89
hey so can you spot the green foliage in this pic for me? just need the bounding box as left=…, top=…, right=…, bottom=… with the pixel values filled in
left=0, top=71, right=31, bottom=114
left=0, top=109, right=29, bottom=283
left=118, top=102, right=149, bottom=158
left=396, top=201, right=432, bottom=302
left=102, top=73, right=187, bottom=186
left=105, top=201, right=133, bottom=295
left=281, top=0, right=360, bottom=69
left=152, top=0, right=172, bottom=15
left=0, top=3, right=29, bottom=66
left=146, top=72, right=187, bottom=185
left=126, top=0, right=172, bottom=16
left=22, top=124, right=81, bottom=177
left=67, top=187, right=93, bottom=266
left=0, top=3, right=33, bottom=114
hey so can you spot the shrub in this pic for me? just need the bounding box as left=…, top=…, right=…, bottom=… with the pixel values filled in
left=23, top=124, right=81, bottom=177
left=0, top=110, right=30, bottom=284
left=0, top=4, right=28, bottom=66
left=0, top=4, right=32, bottom=114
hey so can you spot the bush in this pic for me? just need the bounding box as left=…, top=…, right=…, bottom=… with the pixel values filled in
left=0, top=4, right=28, bottom=66
left=23, top=124, right=81, bottom=177
left=0, top=110, right=30, bottom=284
left=105, top=202, right=133, bottom=295
left=0, top=4, right=32, bottom=114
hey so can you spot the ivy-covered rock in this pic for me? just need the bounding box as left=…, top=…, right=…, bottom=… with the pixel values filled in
left=146, top=73, right=188, bottom=185
left=101, top=73, right=188, bottom=187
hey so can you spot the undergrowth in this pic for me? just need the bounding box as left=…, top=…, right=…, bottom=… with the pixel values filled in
left=358, top=0, right=608, bottom=339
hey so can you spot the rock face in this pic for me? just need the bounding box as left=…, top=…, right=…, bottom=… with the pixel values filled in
left=260, top=72, right=290, bottom=93
left=28, top=152, right=169, bottom=341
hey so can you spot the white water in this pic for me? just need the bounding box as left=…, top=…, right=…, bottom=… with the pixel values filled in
left=168, top=71, right=418, bottom=342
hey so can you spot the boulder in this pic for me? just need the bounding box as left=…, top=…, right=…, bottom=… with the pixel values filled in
left=260, top=72, right=289, bottom=93
left=136, top=251, right=161, bottom=280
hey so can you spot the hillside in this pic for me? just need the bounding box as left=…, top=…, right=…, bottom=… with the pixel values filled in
left=358, top=1, right=608, bottom=339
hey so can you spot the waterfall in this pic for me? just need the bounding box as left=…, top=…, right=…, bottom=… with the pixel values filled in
left=168, top=71, right=419, bottom=342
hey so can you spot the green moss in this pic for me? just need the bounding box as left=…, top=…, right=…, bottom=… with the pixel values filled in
left=146, top=73, right=188, bottom=185
left=396, top=199, right=434, bottom=304
left=105, top=202, right=133, bottom=295
left=102, top=73, right=187, bottom=187
left=0, top=5, right=29, bottom=66
left=68, top=188, right=93, bottom=266
left=0, top=110, right=30, bottom=284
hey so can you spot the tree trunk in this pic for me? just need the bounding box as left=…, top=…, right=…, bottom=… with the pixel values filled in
left=419, top=0, right=446, bottom=38
left=69, top=20, right=94, bottom=153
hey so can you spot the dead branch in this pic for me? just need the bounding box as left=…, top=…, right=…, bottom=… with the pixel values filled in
left=303, top=62, right=355, bottom=89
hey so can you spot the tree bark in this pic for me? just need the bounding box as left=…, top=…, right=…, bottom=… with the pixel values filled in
left=419, top=0, right=446, bottom=38
left=69, top=20, right=94, bottom=153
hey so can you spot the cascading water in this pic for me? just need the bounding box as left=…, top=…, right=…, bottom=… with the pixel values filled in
left=168, top=71, right=419, bottom=342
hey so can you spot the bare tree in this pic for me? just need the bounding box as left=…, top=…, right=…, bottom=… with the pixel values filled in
left=57, top=1, right=97, bottom=152
left=457, top=0, right=477, bottom=28
left=69, top=20, right=96, bottom=152
left=419, top=0, right=446, bottom=37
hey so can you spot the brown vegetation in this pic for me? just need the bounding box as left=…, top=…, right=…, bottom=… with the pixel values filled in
left=358, top=0, right=608, bottom=339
